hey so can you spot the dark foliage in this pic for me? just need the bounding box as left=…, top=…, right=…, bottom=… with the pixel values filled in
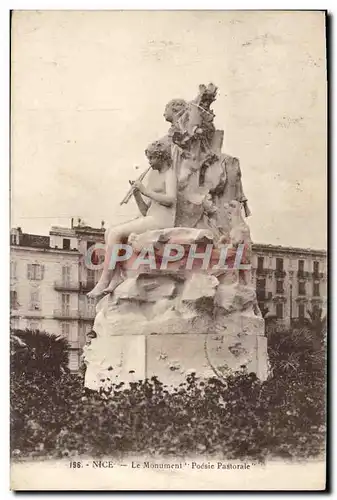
left=11, top=329, right=70, bottom=377
left=11, top=326, right=325, bottom=461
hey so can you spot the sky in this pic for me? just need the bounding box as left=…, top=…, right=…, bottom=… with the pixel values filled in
left=11, top=10, right=327, bottom=249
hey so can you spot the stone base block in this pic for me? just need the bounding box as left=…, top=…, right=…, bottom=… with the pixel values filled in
left=83, top=324, right=268, bottom=391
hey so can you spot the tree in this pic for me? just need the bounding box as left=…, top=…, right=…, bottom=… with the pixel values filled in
left=11, top=329, right=70, bottom=377
left=307, top=306, right=327, bottom=344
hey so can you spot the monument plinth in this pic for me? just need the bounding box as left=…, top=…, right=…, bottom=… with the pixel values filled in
left=83, top=84, right=268, bottom=392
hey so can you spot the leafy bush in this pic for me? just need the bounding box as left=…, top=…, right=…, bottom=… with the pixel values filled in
left=10, top=326, right=326, bottom=461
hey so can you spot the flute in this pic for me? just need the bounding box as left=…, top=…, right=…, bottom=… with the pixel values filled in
left=119, top=165, right=152, bottom=206
left=243, top=200, right=252, bottom=218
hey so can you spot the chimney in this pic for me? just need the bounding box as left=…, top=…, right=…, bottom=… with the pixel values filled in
left=101, top=220, right=105, bottom=229
left=71, top=217, right=74, bottom=229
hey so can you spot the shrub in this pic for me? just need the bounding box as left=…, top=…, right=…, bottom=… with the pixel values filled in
left=11, top=329, right=70, bottom=377
left=10, top=326, right=326, bottom=461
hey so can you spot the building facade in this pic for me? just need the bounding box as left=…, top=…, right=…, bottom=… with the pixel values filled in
left=252, top=243, right=327, bottom=325
left=10, top=222, right=327, bottom=370
left=10, top=222, right=104, bottom=371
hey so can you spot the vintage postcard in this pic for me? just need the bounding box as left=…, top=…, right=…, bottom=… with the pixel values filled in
left=10, top=10, right=327, bottom=491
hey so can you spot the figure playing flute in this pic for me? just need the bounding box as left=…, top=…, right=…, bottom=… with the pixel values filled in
left=87, top=137, right=177, bottom=298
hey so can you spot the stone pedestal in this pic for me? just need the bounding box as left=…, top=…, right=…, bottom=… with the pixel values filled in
left=83, top=229, right=268, bottom=391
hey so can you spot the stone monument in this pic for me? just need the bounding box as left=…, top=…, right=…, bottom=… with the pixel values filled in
left=83, top=84, right=268, bottom=392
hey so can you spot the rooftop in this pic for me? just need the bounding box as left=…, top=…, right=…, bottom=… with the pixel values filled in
left=18, top=233, right=50, bottom=250
left=252, top=243, right=327, bottom=257
left=10, top=226, right=327, bottom=256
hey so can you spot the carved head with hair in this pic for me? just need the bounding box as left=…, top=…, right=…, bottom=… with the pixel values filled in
left=145, top=137, right=172, bottom=171
left=163, top=98, right=188, bottom=124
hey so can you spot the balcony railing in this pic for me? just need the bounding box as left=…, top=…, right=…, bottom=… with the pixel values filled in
left=10, top=309, right=44, bottom=319
left=256, top=268, right=269, bottom=276
left=274, top=270, right=286, bottom=278
left=79, top=310, right=96, bottom=321
left=297, top=271, right=312, bottom=279
left=25, top=310, right=43, bottom=319
left=54, top=280, right=99, bottom=293
left=53, top=308, right=96, bottom=320
left=313, top=272, right=325, bottom=280
left=54, top=280, right=80, bottom=292
left=80, top=281, right=97, bottom=292
left=53, top=309, right=80, bottom=320
left=273, top=295, right=287, bottom=303
left=256, top=291, right=272, bottom=301
left=68, top=340, right=81, bottom=349
left=296, top=296, right=308, bottom=302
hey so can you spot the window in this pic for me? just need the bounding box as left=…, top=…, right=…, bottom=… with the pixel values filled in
left=29, top=289, right=40, bottom=310
left=276, top=303, right=283, bottom=319
left=276, top=280, right=284, bottom=294
left=27, top=263, right=44, bottom=280
left=256, top=278, right=266, bottom=290
left=298, top=304, right=305, bottom=320
left=63, top=238, right=71, bottom=250
left=86, top=269, right=101, bottom=287
left=298, top=281, right=306, bottom=296
left=69, top=328, right=78, bottom=342
left=93, top=248, right=102, bottom=266
left=86, top=241, right=102, bottom=265
left=62, top=266, right=71, bottom=286
left=61, top=294, right=70, bottom=314
left=10, top=318, right=19, bottom=329
left=313, top=261, right=319, bottom=276
left=87, top=297, right=96, bottom=315
left=28, top=321, right=40, bottom=331
left=276, top=258, right=283, bottom=271
left=256, top=278, right=266, bottom=301
left=10, top=261, right=17, bottom=279
left=61, top=322, right=70, bottom=337
left=313, top=282, right=320, bottom=297
left=11, top=233, right=17, bottom=245
left=69, top=351, right=79, bottom=371
left=87, top=269, right=96, bottom=286
left=10, top=290, right=18, bottom=309
left=298, top=260, right=304, bottom=272
left=86, top=323, right=93, bottom=334
left=257, top=256, right=264, bottom=271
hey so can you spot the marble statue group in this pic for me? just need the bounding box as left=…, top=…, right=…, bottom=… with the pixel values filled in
left=84, top=84, right=268, bottom=391
left=88, top=83, right=251, bottom=299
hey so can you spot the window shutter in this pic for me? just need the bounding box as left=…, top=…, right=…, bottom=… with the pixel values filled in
left=40, top=265, right=45, bottom=280
left=10, top=290, right=17, bottom=308
left=62, top=322, right=70, bottom=337
left=69, top=351, right=79, bottom=371
left=10, top=261, right=17, bottom=279
left=27, top=264, right=32, bottom=280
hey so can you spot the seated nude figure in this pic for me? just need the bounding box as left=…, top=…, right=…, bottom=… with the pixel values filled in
left=87, top=138, right=177, bottom=298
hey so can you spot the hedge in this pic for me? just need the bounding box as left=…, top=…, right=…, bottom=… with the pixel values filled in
left=10, top=324, right=326, bottom=461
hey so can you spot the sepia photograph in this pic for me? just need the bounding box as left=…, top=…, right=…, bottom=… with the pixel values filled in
left=10, top=9, right=327, bottom=490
